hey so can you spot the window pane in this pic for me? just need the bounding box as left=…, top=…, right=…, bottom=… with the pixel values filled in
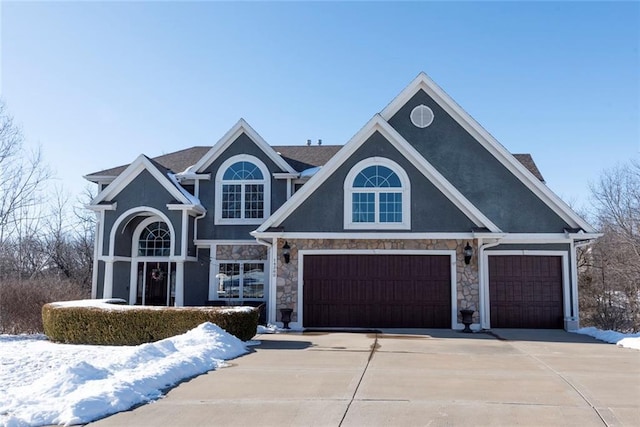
left=218, top=263, right=240, bottom=298
left=138, top=221, right=171, bottom=256
left=222, top=184, right=242, bottom=218
left=352, top=192, right=375, bottom=222
left=223, top=161, right=263, bottom=180
left=243, top=263, right=265, bottom=298
left=353, top=165, right=401, bottom=188
left=380, top=192, right=402, bottom=223
left=244, top=184, right=264, bottom=219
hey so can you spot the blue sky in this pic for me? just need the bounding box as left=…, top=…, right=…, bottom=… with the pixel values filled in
left=2, top=1, right=639, bottom=211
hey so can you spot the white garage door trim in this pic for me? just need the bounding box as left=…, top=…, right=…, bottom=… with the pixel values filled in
left=296, top=249, right=457, bottom=330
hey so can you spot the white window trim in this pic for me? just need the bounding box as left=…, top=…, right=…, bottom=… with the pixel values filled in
left=214, top=154, right=271, bottom=225
left=343, top=157, right=411, bottom=230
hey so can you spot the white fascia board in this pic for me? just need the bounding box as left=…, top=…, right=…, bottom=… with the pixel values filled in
left=380, top=72, right=595, bottom=233
left=273, top=172, right=299, bottom=179
left=193, top=118, right=297, bottom=174
left=167, top=204, right=206, bottom=215
left=257, top=114, right=500, bottom=233
left=86, top=203, right=117, bottom=211
left=194, top=239, right=258, bottom=246
left=91, top=155, right=195, bottom=207
left=251, top=231, right=479, bottom=240
left=83, top=175, right=116, bottom=184
left=175, top=172, right=211, bottom=181
left=376, top=119, right=501, bottom=232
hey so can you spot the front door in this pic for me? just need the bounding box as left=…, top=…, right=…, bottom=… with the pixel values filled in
left=136, top=262, right=175, bottom=306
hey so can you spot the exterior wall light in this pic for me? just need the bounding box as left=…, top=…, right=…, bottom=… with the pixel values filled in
left=463, top=242, right=473, bottom=265
left=282, top=241, right=291, bottom=264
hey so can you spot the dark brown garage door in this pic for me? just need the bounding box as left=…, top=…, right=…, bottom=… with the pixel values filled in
left=303, top=254, right=451, bottom=328
left=489, top=256, right=563, bottom=328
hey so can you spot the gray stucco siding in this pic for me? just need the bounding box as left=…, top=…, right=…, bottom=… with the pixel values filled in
left=197, top=133, right=288, bottom=240
left=96, top=261, right=105, bottom=298
left=280, top=131, right=476, bottom=232
left=388, top=90, right=571, bottom=233
left=102, top=170, right=184, bottom=257
left=184, top=253, right=210, bottom=305
left=112, top=261, right=131, bottom=300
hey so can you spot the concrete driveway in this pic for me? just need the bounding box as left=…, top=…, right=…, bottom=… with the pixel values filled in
left=89, top=329, right=639, bottom=426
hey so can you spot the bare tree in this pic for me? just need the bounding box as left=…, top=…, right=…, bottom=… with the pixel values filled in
left=0, top=100, right=50, bottom=245
left=580, top=161, right=640, bottom=332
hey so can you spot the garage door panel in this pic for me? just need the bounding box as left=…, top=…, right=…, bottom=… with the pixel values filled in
left=303, top=254, right=451, bottom=328
left=489, top=255, right=563, bottom=329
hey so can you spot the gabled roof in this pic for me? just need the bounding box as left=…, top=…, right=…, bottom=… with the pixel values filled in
left=191, top=119, right=297, bottom=174
left=89, top=154, right=204, bottom=212
left=380, top=72, right=593, bottom=233
left=84, top=146, right=212, bottom=182
left=255, top=114, right=502, bottom=234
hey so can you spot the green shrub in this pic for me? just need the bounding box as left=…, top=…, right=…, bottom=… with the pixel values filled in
left=42, top=303, right=259, bottom=345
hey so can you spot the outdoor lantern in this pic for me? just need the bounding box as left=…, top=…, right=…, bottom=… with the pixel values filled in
left=282, top=241, right=291, bottom=264
left=463, top=242, right=473, bottom=265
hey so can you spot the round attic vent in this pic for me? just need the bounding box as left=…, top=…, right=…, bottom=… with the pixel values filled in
left=410, top=104, right=434, bottom=128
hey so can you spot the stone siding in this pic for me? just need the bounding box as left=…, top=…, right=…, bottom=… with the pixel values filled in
left=276, top=239, right=479, bottom=325
left=216, top=244, right=268, bottom=260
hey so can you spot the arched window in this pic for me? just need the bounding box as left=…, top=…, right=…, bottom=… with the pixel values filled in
left=215, top=155, right=270, bottom=224
left=344, top=158, right=410, bottom=229
left=138, top=221, right=171, bottom=256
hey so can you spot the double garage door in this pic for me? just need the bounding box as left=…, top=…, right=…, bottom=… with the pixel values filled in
left=302, top=254, right=564, bottom=329
left=303, top=254, right=451, bottom=328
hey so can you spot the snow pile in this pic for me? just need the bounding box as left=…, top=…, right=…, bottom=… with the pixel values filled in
left=0, top=322, right=248, bottom=426
left=574, top=327, right=640, bottom=350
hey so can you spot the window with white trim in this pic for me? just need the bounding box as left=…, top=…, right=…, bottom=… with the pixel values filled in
left=138, top=221, right=171, bottom=256
left=215, top=155, right=271, bottom=224
left=216, top=262, right=265, bottom=300
left=344, top=158, right=410, bottom=229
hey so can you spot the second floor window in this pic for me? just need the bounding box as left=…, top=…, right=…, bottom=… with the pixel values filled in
left=344, top=157, right=411, bottom=230
left=216, top=155, right=271, bottom=224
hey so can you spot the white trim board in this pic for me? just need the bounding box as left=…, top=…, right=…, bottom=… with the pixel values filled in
left=90, top=155, right=203, bottom=212
left=192, top=118, right=297, bottom=175
left=380, top=72, right=594, bottom=233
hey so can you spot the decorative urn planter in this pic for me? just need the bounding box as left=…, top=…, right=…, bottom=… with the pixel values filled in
left=280, top=308, right=293, bottom=329
left=460, top=309, right=474, bottom=333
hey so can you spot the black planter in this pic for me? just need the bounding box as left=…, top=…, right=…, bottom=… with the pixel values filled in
left=280, top=308, right=293, bottom=329
left=460, top=309, right=474, bottom=333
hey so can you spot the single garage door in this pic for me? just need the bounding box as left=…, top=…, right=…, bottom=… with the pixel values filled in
left=303, top=254, right=451, bottom=328
left=489, top=255, right=563, bottom=328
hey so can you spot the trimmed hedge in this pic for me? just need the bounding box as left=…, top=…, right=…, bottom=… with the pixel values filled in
left=42, top=303, right=259, bottom=345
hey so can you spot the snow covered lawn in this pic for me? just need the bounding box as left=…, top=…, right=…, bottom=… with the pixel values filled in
left=0, top=323, right=249, bottom=426
left=2, top=324, right=637, bottom=427
left=574, top=327, right=640, bottom=350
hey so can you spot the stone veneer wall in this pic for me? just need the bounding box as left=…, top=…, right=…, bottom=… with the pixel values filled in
left=216, top=244, right=268, bottom=260
left=276, top=239, right=479, bottom=326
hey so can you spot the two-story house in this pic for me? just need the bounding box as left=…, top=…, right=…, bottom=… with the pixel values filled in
left=85, top=73, right=599, bottom=331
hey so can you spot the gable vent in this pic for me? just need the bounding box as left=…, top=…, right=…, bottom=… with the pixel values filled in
left=410, top=104, right=434, bottom=128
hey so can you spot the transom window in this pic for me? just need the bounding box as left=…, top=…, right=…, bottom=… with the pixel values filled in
left=138, top=221, right=171, bottom=256
left=216, top=155, right=270, bottom=224
left=216, top=262, right=265, bottom=300
left=344, top=158, right=410, bottom=230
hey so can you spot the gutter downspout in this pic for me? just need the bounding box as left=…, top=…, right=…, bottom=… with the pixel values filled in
left=478, top=237, right=503, bottom=329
